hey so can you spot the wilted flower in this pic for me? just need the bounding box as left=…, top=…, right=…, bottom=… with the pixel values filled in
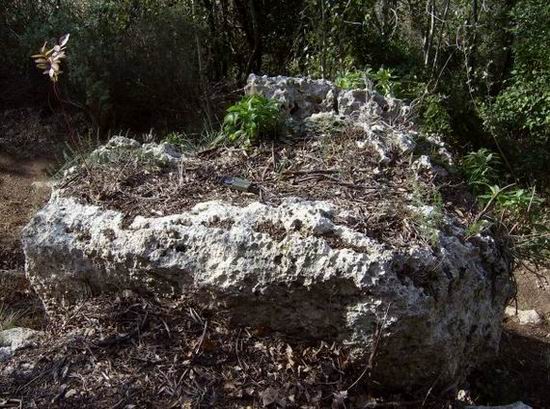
left=31, top=34, right=70, bottom=82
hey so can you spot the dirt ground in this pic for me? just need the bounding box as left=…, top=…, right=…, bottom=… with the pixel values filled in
left=0, top=152, right=53, bottom=332
left=0, top=118, right=549, bottom=407
left=469, top=266, right=550, bottom=408
left=0, top=153, right=53, bottom=270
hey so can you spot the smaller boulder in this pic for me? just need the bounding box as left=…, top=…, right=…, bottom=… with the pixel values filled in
left=505, top=306, right=542, bottom=325
left=0, top=327, right=42, bottom=362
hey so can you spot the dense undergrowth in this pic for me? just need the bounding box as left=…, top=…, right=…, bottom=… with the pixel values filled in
left=2, top=1, right=548, bottom=263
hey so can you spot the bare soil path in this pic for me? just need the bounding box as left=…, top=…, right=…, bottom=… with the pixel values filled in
left=0, top=153, right=53, bottom=330
left=0, top=153, right=53, bottom=270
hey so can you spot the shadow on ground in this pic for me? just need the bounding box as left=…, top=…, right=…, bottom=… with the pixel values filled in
left=470, top=327, right=550, bottom=408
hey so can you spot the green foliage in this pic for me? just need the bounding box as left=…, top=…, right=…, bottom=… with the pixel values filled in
left=163, top=132, right=194, bottom=150
left=461, top=148, right=542, bottom=214
left=478, top=183, right=548, bottom=265
left=480, top=73, right=550, bottom=177
left=163, top=128, right=220, bottom=151
left=335, top=67, right=398, bottom=96
left=479, top=0, right=550, bottom=179
left=462, top=148, right=548, bottom=265
left=335, top=70, right=366, bottom=90
left=369, top=67, right=398, bottom=97
left=478, top=185, right=543, bottom=216
left=1, top=0, right=549, bottom=187
left=222, top=95, right=281, bottom=146
left=418, top=94, right=453, bottom=136
left=3, top=0, right=202, bottom=128
left=462, top=148, right=501, bottom=195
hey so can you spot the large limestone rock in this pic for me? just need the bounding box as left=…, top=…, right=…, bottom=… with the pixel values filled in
left=23, top=196, right=512, bottom=387
left=22, top=76, right=514, bottom=389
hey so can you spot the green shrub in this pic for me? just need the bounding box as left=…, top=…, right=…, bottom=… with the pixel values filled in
left=222, top=95, right=281, bottom=146
left=418, top=94, right=453, bottom=136
left=479, top=185, right=542, bottom=214
left=461, top=148, right=548, bottom=265
left=335, top=67, right=398, bottom=96
left=3, top=0, right=202, bottom=129
left=335, top=70, right=367, bottom=90
left=369, top=67, right=398, bottom=97
left=479, top=0, right=550, bottom=179
left=480, top=73, right=550, bottom=178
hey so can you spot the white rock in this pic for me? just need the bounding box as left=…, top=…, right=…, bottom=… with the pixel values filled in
left=246, top=74, right=336, bottom=120
left=21, top=76, right=514, bottom=390
left=23, top=194, right=513, bottom=388
left=0, top=347, right=12, bottom=361
left=413, top=155, right=449, bottom=177
left=247, top=75, right=415, bottom=162
left=0, top=327, right=42, bottom=362
left=303, top=112, right=350, bottom=137
left=141, top=142, right=182, bottom=164
left=0, top=327, right=40, bottom=349
left=89, top=136, right=180, bottom=165
left=505, top=306, right=542, bottom=325
left=392, top=132, right=416, bottom=154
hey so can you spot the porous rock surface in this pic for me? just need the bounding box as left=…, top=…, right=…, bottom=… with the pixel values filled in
left=23, top=75, right=513, bottom=389
left=0, top=327, right=42, bottom=362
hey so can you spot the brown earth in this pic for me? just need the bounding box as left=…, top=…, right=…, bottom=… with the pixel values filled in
left=469, top=266, right=550, bottom=408
left=0, top=153, right=53, bottom=332
left=0, top=153, right=53, bottom=270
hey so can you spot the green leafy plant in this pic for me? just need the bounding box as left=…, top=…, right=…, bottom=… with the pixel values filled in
left=370, top=67, right=398, bottom=97
left=479, top=185, right=543, bottom=214
left=163, top=132, right=191, bottom=148
left=462, top=148, right=548, bottom=264
left=335, top=70, right=367, bottom=89
left=462, top=148, right=501, bottom=195
left=222, top=95, right=281, bottom=146
left=335, top=68, right=398, bottom=96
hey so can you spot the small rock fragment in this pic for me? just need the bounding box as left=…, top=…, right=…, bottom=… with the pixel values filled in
left=0, top=327, right=41, bottom=349
left=0, top=327, right=42, bottom=362
left=505, top=306, right=542, bottom=325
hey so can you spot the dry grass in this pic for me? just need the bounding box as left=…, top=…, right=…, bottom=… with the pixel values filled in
left=0, top=304, right=22, bottom=331
left=0, top=294, right=452, bottom=408
left=0, top=271, right=46, bottom=331
left=60, top=127, right=475, bottom=249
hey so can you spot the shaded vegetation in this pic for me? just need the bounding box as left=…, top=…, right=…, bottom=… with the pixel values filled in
left=2, top=0, right=547, bottom=264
